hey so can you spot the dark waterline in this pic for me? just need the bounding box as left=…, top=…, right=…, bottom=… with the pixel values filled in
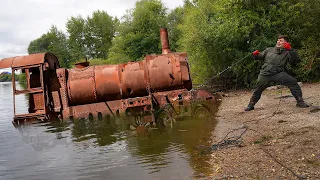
left=0, top=82, right=218, bottom=180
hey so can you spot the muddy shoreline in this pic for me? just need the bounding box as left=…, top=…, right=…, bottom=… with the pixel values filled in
left=207, top=83, right=320, bottom=179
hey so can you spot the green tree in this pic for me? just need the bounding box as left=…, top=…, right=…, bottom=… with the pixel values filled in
left=66, top=16, right=87, bottom=62
left=85, top=10, right=117, bottom=59
left=179, top=0, right=320, bottom=87
left=167, top=7, right=184, bottom=52
left=294, top=0, right=320, bottom=81
left=108, top=0, right=168, bottom=63
left=28, top=25, right=70, bottom=68
left=67, top=11, right=117, bottom=63
left=0, top=74, right=10, bottom=82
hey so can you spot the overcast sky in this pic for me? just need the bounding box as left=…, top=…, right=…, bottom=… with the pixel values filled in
left=0, top=0, right=184, bottom=60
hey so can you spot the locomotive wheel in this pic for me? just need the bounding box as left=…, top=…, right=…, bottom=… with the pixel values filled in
left=156, top=108, right=174, bottom=128
left=129, top=116, right=150, bottom=129
left=193, top=106, right=211, bottom=119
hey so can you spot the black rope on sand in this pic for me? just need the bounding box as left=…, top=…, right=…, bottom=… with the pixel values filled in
left=260, top=147, right=307, bottom=179
left=195, top=125, right=248, bottom=154
left=211, top=125, right=248, bottom=151
left=198, top=125, right=306, bottom=179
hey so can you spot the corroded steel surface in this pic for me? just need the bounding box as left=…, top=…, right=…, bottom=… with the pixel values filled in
left=66, top=53, right=192, bottom=106
left=121, top=61, right=147, bottom=98
left=160, top=28, right=171, bottom=54
left=12, top=53, right=47, bottom=68
left=0, top=53, right=60, bottom=69
left=95, top=65, right=122, bottom=101
left=4, top=28, right=217, bottom=124
left=29, top=93, right=45, bottom=112
left=67, top=66, right=98, bottom=105
left=0, top=57, right=15, bottom=69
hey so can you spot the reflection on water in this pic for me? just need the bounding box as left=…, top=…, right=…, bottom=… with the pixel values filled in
left=0, top=82, right=220, bottom=179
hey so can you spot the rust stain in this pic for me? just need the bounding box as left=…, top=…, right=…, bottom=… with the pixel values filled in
left=0, top=57, right=15, bottom=69
left=4, top=28, right=218, bottom=127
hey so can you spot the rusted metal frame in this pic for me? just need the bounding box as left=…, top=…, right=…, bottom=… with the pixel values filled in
left=144, top=57, right=156, bottom=124
left=39, top=64, right=47, bottom=115
left=160, top=28, right=171, bottom=54
left=69, top=100, right=121, bottom=119
left=92, top=66, right=98, bottom=102
left=56, top=69, right=70, bottom=120
left=102, top=65, right=121, bottom=118
left=12, top=64, right=42, bottom=70
left=15, top=88, right=43, bottom=95
left=118, top=65, right=124, bottom=113
left=25, top=69, right=30, bottom=89
left=66, top=71, right=73, bottom=105
left=125, top=96, right=151, bottom=108
left=59, top=70, right=68, bottom=108
left=10, top=53, right=52, bottom=69
left=15, top=112, right=46, bottom=118
left=164, top=95, right=178, bottom=114
left=12, top=64, right=42, bottom=93
left=117, top=65, right=123, bottom=99
left=104, top=101, right=115, bottom=118
left=11, top=68, right=16, bottom=116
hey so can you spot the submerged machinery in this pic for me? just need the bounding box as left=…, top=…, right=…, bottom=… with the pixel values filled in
left=0, top=28, right=217, bottom=127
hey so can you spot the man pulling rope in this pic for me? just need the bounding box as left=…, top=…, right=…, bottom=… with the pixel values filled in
left=245, top=35, right=309, bottom=111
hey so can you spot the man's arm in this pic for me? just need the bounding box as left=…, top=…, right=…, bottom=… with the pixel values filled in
left=253, top=48, right=270, bottom=60
left=283, top=42, right=300, bottom=66
left=287, top=49, right=300, bottom=66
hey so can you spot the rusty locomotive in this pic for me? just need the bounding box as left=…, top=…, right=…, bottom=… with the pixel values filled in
left=0, top=28, right=217, bottom=127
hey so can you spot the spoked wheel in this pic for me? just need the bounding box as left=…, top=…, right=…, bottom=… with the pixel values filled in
left=156, top=109, right=174, bottom=128
left=129, top=116, right=151, bottom=134
left=193, top=106, right=211, bottom=119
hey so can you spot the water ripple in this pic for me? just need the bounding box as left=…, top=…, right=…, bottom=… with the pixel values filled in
left=0, top=82, right=218, bottom=179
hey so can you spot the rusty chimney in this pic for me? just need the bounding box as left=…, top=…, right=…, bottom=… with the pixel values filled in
left=74, top=57, right=90, bottom=68
left=160, top=28, right=171, bottom=54
left=74, top=62, right=90, bottom=68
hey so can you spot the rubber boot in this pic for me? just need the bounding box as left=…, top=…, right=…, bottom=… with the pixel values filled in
left=244, top=101, right=255, bottom=111
left=296, top=96, right=309, bottom=108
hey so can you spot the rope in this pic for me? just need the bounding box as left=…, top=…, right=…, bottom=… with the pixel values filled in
left=198, top=53, right=252, bottom=88
left=260, top=147, right=307, bottom=179
left=195, top=50, right=309, bottom=179
left=211, top=125, right=248, bottom=151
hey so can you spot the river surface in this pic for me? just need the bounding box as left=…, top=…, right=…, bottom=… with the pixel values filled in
left=0, top=82, right=219, bottom=180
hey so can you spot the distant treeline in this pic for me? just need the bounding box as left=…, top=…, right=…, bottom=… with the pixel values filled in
left=27, top=0, right=320, bottom=89
left=0, top=74, right=20, bottom=82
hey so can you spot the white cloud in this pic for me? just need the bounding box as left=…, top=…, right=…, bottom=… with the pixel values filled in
left=0, top=0, right=184, bottom=60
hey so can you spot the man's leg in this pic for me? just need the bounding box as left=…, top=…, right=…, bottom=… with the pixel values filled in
left=273, top=72, right=309, bottom=108
left=245, top=75, right=271, bottom=111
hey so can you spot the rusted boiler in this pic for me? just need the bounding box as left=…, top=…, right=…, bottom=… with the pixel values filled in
left=0, top=28, right=217, bottom=127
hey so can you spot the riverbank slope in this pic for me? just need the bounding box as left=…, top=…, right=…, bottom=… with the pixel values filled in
left=209, top=83, right=320, bottom=179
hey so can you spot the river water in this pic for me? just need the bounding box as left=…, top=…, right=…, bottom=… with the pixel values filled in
left=0, top=82, right=218, bottom=180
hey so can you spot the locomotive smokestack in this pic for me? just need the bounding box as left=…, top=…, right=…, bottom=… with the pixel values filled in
left=160, top=28, right=171, bottom=54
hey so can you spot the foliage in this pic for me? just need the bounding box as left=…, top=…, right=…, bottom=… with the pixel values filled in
left=66, top=16, right=87, bottom=63
left=108, top=0, right=168, bottom=63
left=28, top=10, right=117, bottom=67
left=294, top=0, right=320, bottom=81
left=167, top=7, right=184, bottom=52
left=67, top=11, right=117, bottom=62
left=17, top=73, right=27, bottom=89
left=178, top=0, right=320, bottom=87
left=85, top=11, right=117, bottom=59
left=0, top=74, right=12, bottom=82
left=73, top=58, right=121, bottom=67
left=26, top=0, right=320, bottom=88
left=28, top=26, right=71, bottom=68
